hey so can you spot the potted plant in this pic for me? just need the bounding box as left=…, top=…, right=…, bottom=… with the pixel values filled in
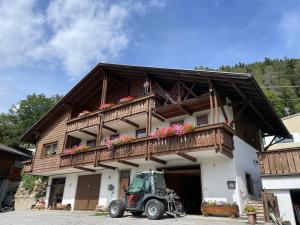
left=244, top=206, right=257, bottom=224
left=105, top=136, right=134, bottom=149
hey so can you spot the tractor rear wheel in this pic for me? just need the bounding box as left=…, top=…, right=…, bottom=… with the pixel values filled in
left=108, top=199, right=125, bottom=218
left=145, top=199, right=164, bottom=220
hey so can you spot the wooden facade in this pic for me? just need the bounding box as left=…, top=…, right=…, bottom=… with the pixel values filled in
left=22, top=64, right=289, bottom=175
left=258, top=148, right=300, bottom=176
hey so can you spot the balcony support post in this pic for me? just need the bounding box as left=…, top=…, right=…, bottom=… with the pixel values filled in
left=96, top=115, right=103, bottom=146
left=101, top=71, right=108, bottom=105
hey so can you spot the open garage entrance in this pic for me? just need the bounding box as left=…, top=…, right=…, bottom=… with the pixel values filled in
left=159, top=165, right=202, bottom=214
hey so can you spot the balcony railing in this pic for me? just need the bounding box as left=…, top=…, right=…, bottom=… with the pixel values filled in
left=23, top=160, right=33, bottom=173
left=66, top=94, right=159, bottom=133
left=59, top=123, right=234, bottom=168
left=60, top=148, right=99, bottom=167
left=258, top=148, right=300, bottom=176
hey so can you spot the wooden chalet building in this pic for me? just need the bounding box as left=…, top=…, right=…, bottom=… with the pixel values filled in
left=22, top=63, right=289, bottom=213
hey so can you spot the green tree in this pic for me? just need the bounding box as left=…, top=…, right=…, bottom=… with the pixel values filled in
left=0, top=94, right=62, bottom=146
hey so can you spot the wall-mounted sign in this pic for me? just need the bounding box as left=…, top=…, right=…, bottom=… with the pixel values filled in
left=227, top=181, right=236, bottom=189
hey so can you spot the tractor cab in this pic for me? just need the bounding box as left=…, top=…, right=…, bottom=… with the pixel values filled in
left=108, top=171, right=183, bottom=220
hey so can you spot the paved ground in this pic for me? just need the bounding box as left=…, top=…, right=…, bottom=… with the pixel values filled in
left=0, top=210, right=252, bottom=225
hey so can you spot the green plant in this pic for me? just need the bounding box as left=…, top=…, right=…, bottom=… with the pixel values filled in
left=21, top=173, right=37, bottom=193
left=244, top=206, right=256, bottom=213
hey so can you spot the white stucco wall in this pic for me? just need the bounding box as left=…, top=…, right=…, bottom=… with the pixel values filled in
left=232, top=136, right=262, bottom=213
left=271, top=190, right=296, bottom=225
left=61, top=174, right=78, bottom=208
left=262, top=176, right=300, bottom=225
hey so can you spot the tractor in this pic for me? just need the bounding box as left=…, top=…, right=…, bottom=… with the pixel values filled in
left=108, top=170, right=184, bottom=220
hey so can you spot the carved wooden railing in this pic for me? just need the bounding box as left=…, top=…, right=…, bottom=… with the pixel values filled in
left=150, top=123, right=234, bottom=157
left=66, top=112, right=100, bottom=132
left=66, top=94, right=159, bottom=132
left=23, top=160, right=33, bottom=173
left=258, top=148, right=300, bottom=176
left=60, top=148, right=98, bottom=167
left=60, top=123, right=234, bottom=168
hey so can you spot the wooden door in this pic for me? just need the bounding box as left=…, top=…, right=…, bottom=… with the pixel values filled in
left=119, top=171, right=130, bottom=199
left=74, top=174, right=101, bottom=210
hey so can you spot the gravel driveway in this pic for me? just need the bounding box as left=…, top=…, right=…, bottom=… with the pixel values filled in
left=0, top=210, right=250, bottom=225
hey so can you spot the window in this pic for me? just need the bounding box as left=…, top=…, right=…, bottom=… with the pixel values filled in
left=136, top=128, right=147, bottom=138
left=43, top=142, right=57, bottom=157
left=245, top=173, right=254, bottom=195
left=110, top=134, right=119, bottom=140
left=87, top=140, right=96, bottom=147
left=196, top=115, right=208, bottom=127
left=170, top=120, right=184, bottom=126
left=127, top=173, right=151, bottom=193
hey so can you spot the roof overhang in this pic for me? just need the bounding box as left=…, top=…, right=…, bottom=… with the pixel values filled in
left=21, top=63, right=290, bottom=143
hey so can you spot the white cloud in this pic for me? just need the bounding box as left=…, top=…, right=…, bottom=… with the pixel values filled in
left=279, top=7, right=300, bottom=51
left=0, top=0, right=166, bottom=78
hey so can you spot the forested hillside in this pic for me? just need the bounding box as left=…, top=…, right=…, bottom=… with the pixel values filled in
left=196, top=58, right=300, bottom=118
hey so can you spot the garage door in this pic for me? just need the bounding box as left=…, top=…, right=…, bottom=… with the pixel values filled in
left=74, top=174, right=101, bottom=210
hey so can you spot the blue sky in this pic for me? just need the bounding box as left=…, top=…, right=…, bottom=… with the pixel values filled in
left=1, top=0, right=300, bottom=112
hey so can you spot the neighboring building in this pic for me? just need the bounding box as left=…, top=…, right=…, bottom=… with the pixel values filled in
left=0, top=144, right=32, bottom=205
left=22, top=63, right=289, bottom=214
left=260, top=113, right=300, bottom=225
left=265, top=113, right=300, bottom=150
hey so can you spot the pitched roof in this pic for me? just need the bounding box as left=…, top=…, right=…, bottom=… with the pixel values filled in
left=0, top=143, right=32, bottom=158
left=21, top=63, right=290, bottom=143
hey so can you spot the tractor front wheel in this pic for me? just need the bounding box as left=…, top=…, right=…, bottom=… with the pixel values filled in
left=145, top=199, right=164, bottom=220
left=108, top=199, right=125, bottom=218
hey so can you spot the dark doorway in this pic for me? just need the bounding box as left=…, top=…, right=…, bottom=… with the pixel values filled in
left=49, top=177, right=66, bottom=208
left=119, top=170, right=130, bottom=199
left=291, top=190, right=300, bottom=225
left=74, top=174, right=101, bottom=210
left=160, top=165, right=202, bottom=214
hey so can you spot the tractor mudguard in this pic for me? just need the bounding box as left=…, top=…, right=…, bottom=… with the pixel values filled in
left=136, top=194, right=167, bottom=210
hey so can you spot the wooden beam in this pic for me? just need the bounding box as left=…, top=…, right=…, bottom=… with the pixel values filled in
left=152, top=80, right=177, bottom=104
left=98, top=163, right=117, bottom=170
left=120, top=118, right=139, bottom=128
left=74, top=166, right=96, bottom=173
left=103, top=125, right=117, bottom=133
left=183, top=82, right=196, bottom=101
left=179, top=81, right=197, bottom=98
left=149, top=156, right=166, bottom=165
left=209, top=81, right=215, bottom=123
left=178, top=104, right=192, bottom=115
left=177, top=153, right=197, bottom=162
left=101, top=70, right=108, bottom=105
left=227, top=99, right=247, bottom=107
left=152, top=111, right=165, bottom=122
left=213, top=86, right=219, bottom=123
left=217, top=95, right=228, bottom=124
left=264, top=135, right=276, bottom=151
left=117, top=159, right=139, bottom=167
left=79, top=129, right=97, bottom=138
left=230, top=102, right=249, bottom=126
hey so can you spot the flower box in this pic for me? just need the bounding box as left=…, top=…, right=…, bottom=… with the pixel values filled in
left=119, top=96, right=134, bottom=103
left=98, top=103, right=114, bottom=110
left=151, top=123, right=195, bottom=139
left=105, top=136, right=133, bottom=149
left=63, top=144, right=90, bottom=154
left=201, top=201, right=239, bottom=218
left=78, top=110, right=91, bottom=117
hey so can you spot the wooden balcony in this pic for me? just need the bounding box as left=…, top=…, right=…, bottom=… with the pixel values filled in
left=23, top=160, right=33, bottom=173
left=97, top=123, right=234, bottom=164
left=60, top=123, right=234, bottom=168
left=60, top=148, right=99, bottom=167
left=66, top=94, right=159, bottom=133
left=258, top=148, right=300, bottom=176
